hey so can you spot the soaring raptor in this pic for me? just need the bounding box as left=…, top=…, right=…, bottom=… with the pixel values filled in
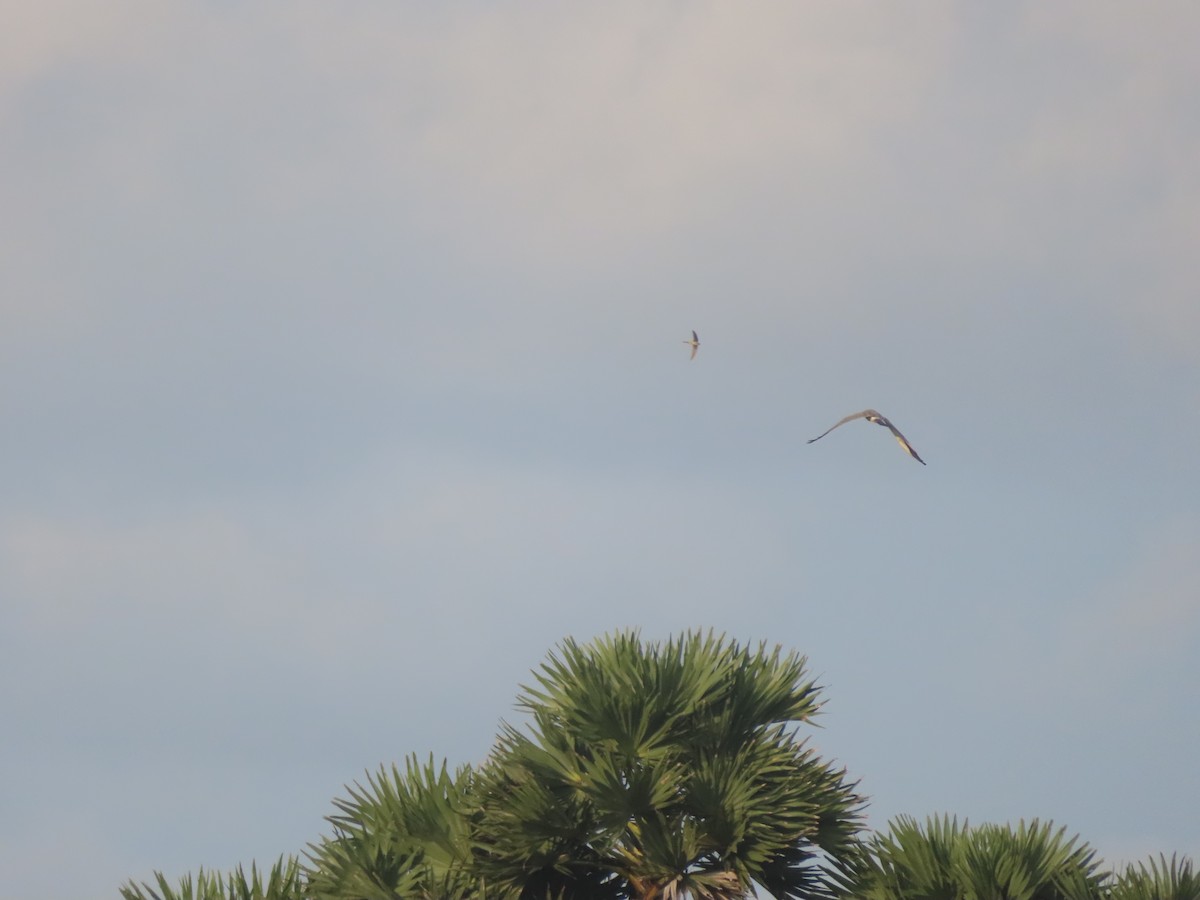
left=807, top=409, right=926, bottom=465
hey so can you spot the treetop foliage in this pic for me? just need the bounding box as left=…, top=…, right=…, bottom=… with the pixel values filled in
left=120, top=631, right=1193, bottom=900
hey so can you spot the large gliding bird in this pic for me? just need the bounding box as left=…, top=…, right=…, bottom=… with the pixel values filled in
left=807, top=409, right=926, bottom=465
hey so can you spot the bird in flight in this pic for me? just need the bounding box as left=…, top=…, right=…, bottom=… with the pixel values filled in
left=683, top=330, right=700, bottom=360
left=807, top=409, right=926, bottom=465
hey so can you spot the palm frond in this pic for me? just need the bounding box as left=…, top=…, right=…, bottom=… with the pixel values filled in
left=1109, top=854, right=1200, bottom=900
left=477, top=630, right=865, bottom=900
left=119, top=856, right=305, bottom=900
left=839, top=815, right=1106, bottom=900
left=305, top=753, right=480, bottom=899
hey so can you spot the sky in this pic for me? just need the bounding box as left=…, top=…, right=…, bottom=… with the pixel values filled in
left=2, top=3, right=1198, bottom=897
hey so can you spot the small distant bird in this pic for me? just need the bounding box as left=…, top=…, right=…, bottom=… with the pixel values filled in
left=807, top=409, right=926, bottom=465
left=683, top=330, right=700, bottom=360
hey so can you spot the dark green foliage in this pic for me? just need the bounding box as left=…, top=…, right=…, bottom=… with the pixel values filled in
left=837, top=815, right=1105, bottom=900
left=120, top=856, right=304, bottom=900
left=119, top=630, right=1192, bottom=900
left=303, top=754, right=480, bottom=899
left=472, top=631, right=867, bottom=899
left=1108, top=854, right=1200, bottom=900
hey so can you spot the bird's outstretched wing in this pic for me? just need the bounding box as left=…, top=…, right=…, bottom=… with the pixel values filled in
left=684, top=330, right=699, bottom=360
left=806, top=409, right=875, bottom=444
left=880, top=419, right=926, bottom=465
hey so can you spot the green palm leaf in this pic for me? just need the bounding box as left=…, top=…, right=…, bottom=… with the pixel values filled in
left=1109, top=854, right=1200, bottom=900
left=305, top=753, right=479, bottom=899
left=119, top=857, right=305, bottom=900
left=838, top=815, right=1105, bottom=900
left=475, top=630, right=866, bottom=899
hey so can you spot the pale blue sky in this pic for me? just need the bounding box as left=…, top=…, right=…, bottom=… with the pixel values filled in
left=2, top=3, right=1198, bottom=897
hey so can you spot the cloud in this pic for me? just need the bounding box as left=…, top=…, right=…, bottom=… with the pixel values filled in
left=1, top=3, right=954, bottom=280
left=5, top=1, right=1198, bottom=378
left=378, top=4, right=954, bottom=259
left=0, top=2, right=161, bottom=97
left=1013, top=3, right=1200, bottom=348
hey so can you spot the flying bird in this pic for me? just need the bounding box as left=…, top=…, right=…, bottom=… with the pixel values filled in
left=683, top=330, right=700, bottom=360
left=807, top=409, right=926, bottom=465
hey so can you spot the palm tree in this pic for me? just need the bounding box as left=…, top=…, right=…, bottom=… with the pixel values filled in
left=1108, top=854, right=1199, bottom=900
left=120, top=856, right=305, bottom=900
left=472, top=630, right=866, bottom=900
left=304, top=754, right=480, bottom=899
left=838, top=814, right=1106, bottom=900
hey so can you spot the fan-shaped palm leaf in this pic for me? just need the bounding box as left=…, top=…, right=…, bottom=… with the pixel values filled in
left=1109, top=854, right=1200, bottom=900
left=475, top=630, right=865, bottom=900
left=305, top=754, right=479, bottom=899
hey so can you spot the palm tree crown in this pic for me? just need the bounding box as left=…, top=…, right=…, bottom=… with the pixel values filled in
left=838, top=814, right=1106, bottom=900
left=473, top=630, right=866, bottom=900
